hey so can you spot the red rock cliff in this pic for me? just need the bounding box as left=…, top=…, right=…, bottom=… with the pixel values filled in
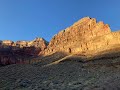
left=44, top=17, right=111, bottom=55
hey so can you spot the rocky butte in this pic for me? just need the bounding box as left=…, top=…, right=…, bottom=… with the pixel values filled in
left=43, top=17, right=120, bottom=60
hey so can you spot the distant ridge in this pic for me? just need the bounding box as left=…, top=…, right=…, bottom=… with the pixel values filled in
left=0, top=37, right=48, bottom=65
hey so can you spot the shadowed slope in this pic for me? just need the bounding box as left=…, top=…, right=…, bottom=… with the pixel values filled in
left=0, top=49, right=120, bottom=90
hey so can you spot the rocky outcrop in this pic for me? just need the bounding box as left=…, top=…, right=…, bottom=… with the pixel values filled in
left=44, top=17, right=112, bottom=55
left=0, top=37, right=48, bottom=65
left=2, top=40, right=14, bottom=46
left=1, top=17, right=120, bottom=64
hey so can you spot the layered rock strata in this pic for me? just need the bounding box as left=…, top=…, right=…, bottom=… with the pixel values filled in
left=44, top=17, right=120, bottom=56
left=0, top=37, right=48, bottom=65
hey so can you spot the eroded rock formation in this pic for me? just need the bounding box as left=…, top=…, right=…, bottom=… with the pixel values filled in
left=1, top=17, right=120, bottom=65
left=0, top=37, right=48, bottom=65
left=44, top=17, right=120, bottom=56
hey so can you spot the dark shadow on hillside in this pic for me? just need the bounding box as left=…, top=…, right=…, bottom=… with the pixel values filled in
left=84, top=49, right=120, bottom=68
left=33, top=52, right=68, bottom=67
left=0, top=44, right=41, bottom=66
left=57, top=49, right=120, bottom=68
left=1, top=43, right=120, bottom=68
left=33, top=48, right=120, bottom=68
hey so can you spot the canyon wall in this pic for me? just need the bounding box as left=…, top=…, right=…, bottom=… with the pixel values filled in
left=1, top=17, right=120, bottom=65
left=0, top=37, right=48, bottom=65
left=44, top=17, right=120, bottom=56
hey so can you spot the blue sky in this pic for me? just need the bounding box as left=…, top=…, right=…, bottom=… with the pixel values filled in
left=0, top=0, right=120, bottom=41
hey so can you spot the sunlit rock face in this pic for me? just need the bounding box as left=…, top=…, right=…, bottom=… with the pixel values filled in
left=2, top=40, right=14, bottom=46
left=16, top=41, right=28, bottom=47
left=29, top=37, right=48, bottom=50
left=0, top=37, right=48, bottom=65
left=27, top=37, right=48, bottom=55
left=44, top=17, right=120, bottom=55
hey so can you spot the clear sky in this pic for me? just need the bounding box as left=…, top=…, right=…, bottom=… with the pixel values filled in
left=0, top=0, right=120, bottom=41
